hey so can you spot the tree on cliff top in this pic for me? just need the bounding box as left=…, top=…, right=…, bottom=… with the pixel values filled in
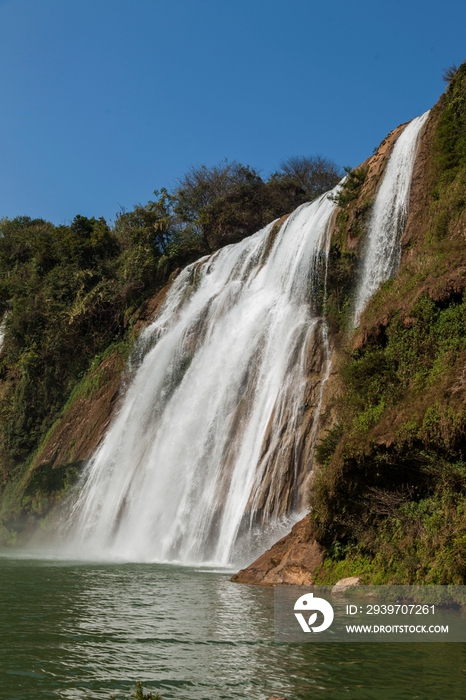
left=277, top=155, right=341, bottom=199
left=172, top=156, right=342, bottom=250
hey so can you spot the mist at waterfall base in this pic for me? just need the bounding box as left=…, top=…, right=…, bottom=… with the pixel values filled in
left=46, top=110, right=430, bottom=568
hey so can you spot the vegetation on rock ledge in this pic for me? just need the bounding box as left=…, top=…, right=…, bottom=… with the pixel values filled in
left=312, top=61, right=466, bottom=584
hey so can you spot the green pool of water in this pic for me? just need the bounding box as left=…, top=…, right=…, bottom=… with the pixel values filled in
left=0, top=553, right=465, bottom=699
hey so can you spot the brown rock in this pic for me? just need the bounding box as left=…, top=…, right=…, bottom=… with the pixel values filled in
left=331, top=576, right=361, bottom=594
left=30, top=347, right=127, bottom=471
left=231, top=516, right=323, bottom=586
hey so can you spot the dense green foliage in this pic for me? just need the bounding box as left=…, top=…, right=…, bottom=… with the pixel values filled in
left=430, top=61, right=466, bottom=241
left=312, top=62, right=466, bottom=584
left=312, top=293, right=466, bottom=582
left=0, top=205, right=176, bottom=478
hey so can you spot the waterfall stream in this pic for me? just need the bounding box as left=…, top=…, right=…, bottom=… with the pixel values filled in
left=0, top=311, right=8, bottom=353
left=64, top=112, right=428, bottom=566
left=354, top=111, right=429, bottom=323
left=65, top=191, right=338, bottom=565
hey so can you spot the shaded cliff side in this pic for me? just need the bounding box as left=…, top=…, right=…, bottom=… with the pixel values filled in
left=235, top=62, right=466, bottom=586
left=30, top=282, right=175, bottom=476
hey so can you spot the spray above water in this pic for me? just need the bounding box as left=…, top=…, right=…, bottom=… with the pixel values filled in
left=354, top=111, right=429, bottom=324
left=64, top=190, right=338, bottom=566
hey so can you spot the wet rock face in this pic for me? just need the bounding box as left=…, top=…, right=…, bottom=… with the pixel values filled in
left=245, top=317, right=331, bottom=521
left=231, top=516, right=323, bottom=586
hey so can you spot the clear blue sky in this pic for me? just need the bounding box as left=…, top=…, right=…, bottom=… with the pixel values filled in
left=0, top=0, right=464, bottom=225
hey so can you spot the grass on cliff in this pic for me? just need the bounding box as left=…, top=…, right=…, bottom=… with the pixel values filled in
left=311, top=61, right=466, bottom=585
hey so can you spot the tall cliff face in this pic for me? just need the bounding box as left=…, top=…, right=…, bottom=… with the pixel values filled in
left=236, top=62, right=466, bottom=585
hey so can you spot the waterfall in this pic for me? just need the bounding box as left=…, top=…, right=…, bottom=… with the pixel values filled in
left=353, top=111, right=429, bottom=324
left=61, top=113, right=429, bottom=566
left=0, top=311, right=8, bottom=352
left=64, top=189, right=339, bottom=566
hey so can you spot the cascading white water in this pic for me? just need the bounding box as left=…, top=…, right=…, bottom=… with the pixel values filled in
left=62, top=113, right=430, bottom=567
left=0, top=311, right=8, bottom=352
left=353, top=111, right=429, bottom=324
left=64, top=189, right=339, bottom=566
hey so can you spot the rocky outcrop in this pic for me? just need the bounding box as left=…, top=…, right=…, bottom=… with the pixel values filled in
left=231, top=516, right=323, bottom=585
left=331, top=576, right=361, bottom=593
